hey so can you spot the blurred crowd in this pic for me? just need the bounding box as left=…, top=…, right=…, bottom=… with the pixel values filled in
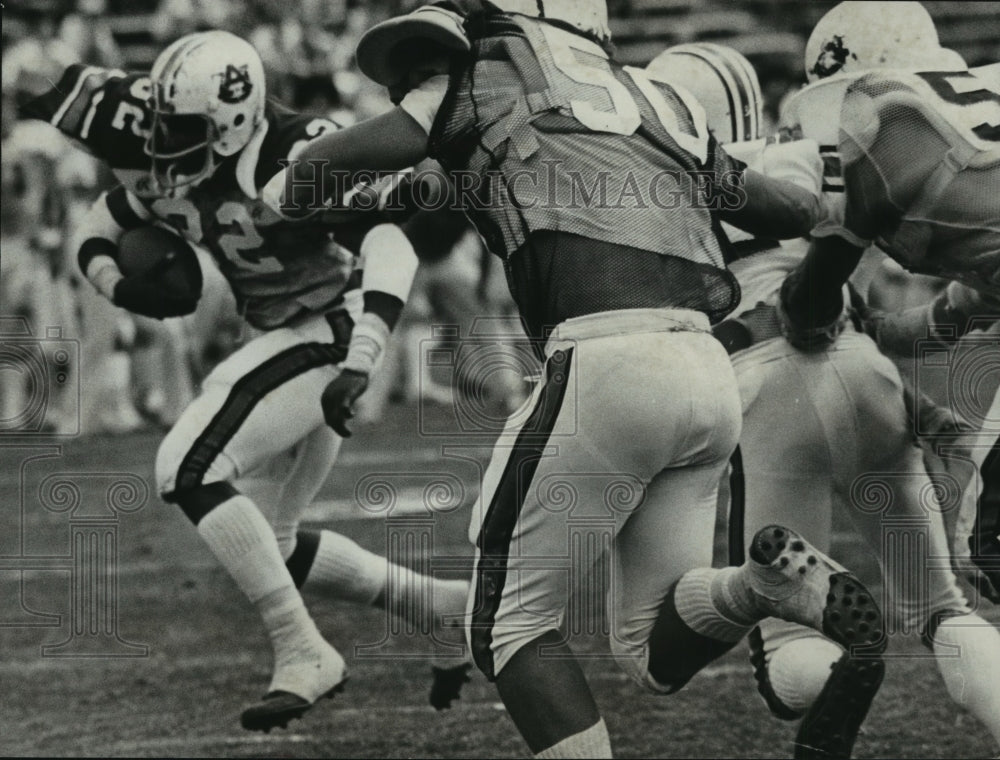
left=1, top=0, right=990, bottom=437
left=1, top=0, right=529, bottom=436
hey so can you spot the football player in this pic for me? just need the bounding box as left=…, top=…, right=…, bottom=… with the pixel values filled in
left=778, top=1, right=1000, bottom=629
left=650, top=38, right=1000, bottom=756
left=21, top=31, right=471, bottom=732
left=269, top=4, right=891, bottom=757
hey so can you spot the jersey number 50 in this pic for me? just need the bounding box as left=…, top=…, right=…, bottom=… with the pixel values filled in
left=537, top=24, right=710, bottom=164
left=919, top=71, right=1000, bottom=144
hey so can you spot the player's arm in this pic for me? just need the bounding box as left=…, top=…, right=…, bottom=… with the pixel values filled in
left=712, top=138, right=825, bottom=240
left=726, top=168, right=825, bottom=239
left=269, top=75, right=449, bottom=218
left=20, top=64, right=150, bottom=168
left=859, top=281, right=1000, bottom=356
left=778, top=78, right=912, bottom=351
left=321, top=223, right=420, bottom=437
left=77, top=186, right=197, bottom=319
left=777, top=233, right=866, bottom=350
left=76, top=185, right=148, bottom=300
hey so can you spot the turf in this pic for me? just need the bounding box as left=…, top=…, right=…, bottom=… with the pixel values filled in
left=2, top=404, right=998, bottom=758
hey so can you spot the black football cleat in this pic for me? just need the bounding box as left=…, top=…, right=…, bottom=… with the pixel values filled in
left=240, top=644, right=348, bottom=732
left=793, top=653, right=885, bottom=759
left=240, top=680, right=347, bottom=733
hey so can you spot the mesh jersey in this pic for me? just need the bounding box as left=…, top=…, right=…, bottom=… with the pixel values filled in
left=427, top=12, right=742, bottom=335
left=817, top=69, right=1000, bottom=298
left=23, top=64, right=406, bottom=329
left=723, top=137, right=824, bottom=315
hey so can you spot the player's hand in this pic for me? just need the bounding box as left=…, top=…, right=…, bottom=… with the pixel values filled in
left=322, top=369, right=369, bottom=438
left=112, top=276, right=198, bottom=319
left=777, top=269, right=847, bottom=352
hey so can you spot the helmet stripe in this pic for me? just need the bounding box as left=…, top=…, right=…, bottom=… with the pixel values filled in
left=154, top=34, right=210, bottom=106
left=674, top=45, right=742, bottom=143
left=720, top=45, right=763, bottom=141
left=704, top=43, right=759, bottom=143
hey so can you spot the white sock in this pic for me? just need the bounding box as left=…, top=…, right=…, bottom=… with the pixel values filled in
left=303, top=531, right=469, bottom=633
left=767, top=637, right=843, bottom=713
left=535, top=719, right=612, bottom=759
left=673, top=568, right=755, bottom=642
left=933, top=615, right=1000, bottom=744
left=197, top=495, right=297, bottom=603
left=198, top=495, right=323, bottom=655
left=260, top=585, right=327, bottom=663
left=302, top=530, right=387, bottom=605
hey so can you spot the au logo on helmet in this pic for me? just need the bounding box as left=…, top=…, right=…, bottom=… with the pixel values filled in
left=810, top=35, right=859, bottom=79
left=218, top=64, right=253, bottom=104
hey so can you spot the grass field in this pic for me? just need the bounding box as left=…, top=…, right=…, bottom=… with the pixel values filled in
left=2, top=404, right=999, bottom=758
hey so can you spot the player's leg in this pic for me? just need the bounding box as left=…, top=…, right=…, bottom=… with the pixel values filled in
left=610, top=459, right=733, bottom=693
left=848, top=449, right=1000, bottom=745
left=475, top=315, right=732, bottom=756
left=268, top=425, right=472, bottom=708
left=468, top=338, right=610, bottom=757
left=968, top=384, right=1000, bottom=601
left=733, top=338, right=880, bottom=758
left=155, top=314, right=349, bottom=731
left=468, top=317, right=724, bottom=756
left=847, top=427, right=1000, bottom=744
left=840, top=337, right=1000, bottom=744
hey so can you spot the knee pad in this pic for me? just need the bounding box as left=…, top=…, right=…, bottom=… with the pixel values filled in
left=164, top=481, right=239, bottom=525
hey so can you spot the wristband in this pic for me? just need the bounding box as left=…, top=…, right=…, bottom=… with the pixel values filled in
left=86, top=253, right=125, bottom=301
left=341, top=312, right=391, bottom=375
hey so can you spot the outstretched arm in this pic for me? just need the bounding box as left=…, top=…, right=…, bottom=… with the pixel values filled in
left=859, top=281, right=1000, bottom=356
left=281, top=109, right=433, bottom=217
left=720, top=168, right=825, bottom=241
left=272, top=73, right=451, bottom=218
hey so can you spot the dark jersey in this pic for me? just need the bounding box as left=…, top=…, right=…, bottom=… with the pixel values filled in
left=23, top=64, right=407, bottom=329
left=426, top=12, right=743, bottom=336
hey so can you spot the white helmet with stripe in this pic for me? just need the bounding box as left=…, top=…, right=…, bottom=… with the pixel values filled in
left=147, top=30, right=266, bottom=190
left=646, top=42, right=763, bottom=144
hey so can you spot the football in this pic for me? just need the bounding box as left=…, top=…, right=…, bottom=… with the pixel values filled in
left=118, top=225, right=204, bottom=302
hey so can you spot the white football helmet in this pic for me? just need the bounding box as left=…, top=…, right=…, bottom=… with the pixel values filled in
left=805, top=1, right=965, bottom=83
left=785, top=2, right=967, bottom=144
left=647, top=43, right=763, bottom=144
left=147, top=31, right=266, bottom=190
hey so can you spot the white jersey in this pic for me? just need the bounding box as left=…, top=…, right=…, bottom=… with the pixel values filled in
left=783, top=67, right=1000, bottom=300
left=722, top=137, right=824, bottom=315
